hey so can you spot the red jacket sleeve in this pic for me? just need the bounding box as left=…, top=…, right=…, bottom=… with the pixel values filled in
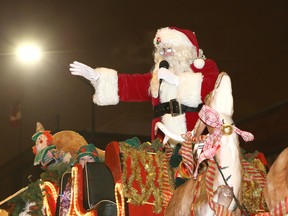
left=118, top=72, right=152, bottom=102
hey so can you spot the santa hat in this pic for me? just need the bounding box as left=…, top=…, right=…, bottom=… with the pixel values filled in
left=153, top=27, right=205, bottom=69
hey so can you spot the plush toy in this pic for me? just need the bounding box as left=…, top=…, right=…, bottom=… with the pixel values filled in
left=32, top=122, right=105, bottom=168
left=76, top=143, right=101, bottom=168
left=32, top=122, right=56, bottom=168
left=53, top=130, right=105, bottom=163
left=52, top=130, right=89, bottom=163
left=70, top=26, right=219, bottom=144
left=32, top=122, right=83, bottom=167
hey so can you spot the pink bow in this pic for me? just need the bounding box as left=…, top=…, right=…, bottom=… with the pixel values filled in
left=193, top=105, right=254, bottom=178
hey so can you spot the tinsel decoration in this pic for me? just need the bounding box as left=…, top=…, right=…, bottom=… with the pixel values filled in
left=120, top=143, right=174, bottom=213
left=242, top=157, right=269, bottom=214
left=242, top=171, right=268, bottom=214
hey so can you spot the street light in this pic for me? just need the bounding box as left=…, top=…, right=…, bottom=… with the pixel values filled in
left=16, top=43, right=42, bottom=64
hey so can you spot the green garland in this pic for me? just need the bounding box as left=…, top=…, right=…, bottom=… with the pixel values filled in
left=9, top=179, right=44, bottom=216
left=40, top=162, right=71, bottom=186
left=9, top=162, right=71, bottom=215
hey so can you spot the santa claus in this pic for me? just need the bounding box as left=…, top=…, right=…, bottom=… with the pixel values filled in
left=70, top=27, right=219, bottom=144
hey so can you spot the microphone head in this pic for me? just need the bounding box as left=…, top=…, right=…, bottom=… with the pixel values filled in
left=159, top=60, right=169, bottom=69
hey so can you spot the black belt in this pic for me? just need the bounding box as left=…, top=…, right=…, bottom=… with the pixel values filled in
left=153, top=99, right=203, bottom=118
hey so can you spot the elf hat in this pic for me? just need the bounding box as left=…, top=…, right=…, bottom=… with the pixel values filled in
left=76, top=143, right=99, bottom=162
left=32, top=122, right=48, bottom=141
left=153, top=27, right=205, bottom=69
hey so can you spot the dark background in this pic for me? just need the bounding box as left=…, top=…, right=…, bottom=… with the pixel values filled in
left=0, top=0, right=287, bottom=202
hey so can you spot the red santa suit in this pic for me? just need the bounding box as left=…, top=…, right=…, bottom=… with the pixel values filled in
left=90, top=27, right=219, bottom=141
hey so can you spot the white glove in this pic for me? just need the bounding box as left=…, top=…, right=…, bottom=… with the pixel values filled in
left=158, top=67, right=179, bottom=86
left=69, top=61, right=100, bottom=81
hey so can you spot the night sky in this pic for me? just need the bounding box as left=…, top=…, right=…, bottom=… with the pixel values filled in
left=0, top=1, right=287, bottom=166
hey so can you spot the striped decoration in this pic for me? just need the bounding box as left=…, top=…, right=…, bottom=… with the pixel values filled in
left=255, top=196, right=288, bottom=216
left=255, top=212, right=271, bottom=216
left=270, top=196, right=288, bottom=216
left=161, top=144, right=174, bottom=207
left=178, top=139, right=196, bottom=177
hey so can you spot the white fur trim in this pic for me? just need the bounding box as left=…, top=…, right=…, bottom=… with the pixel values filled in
left=177, top=72, right=203, bottom=107
left=154, top=27, right=193, bottom=48
left=159, top=82, right=178, bottom=103
left=91, top=68, right=119, bottom=105
left=162, top=114, right=187, bottom=136
left=193, top=58, right=205, bottom=69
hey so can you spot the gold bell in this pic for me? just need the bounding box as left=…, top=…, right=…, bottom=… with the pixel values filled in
left=221, top=124, right=233, bottom=135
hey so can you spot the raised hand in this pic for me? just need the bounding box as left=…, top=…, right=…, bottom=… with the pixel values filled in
left=69, top=61, right=100, bottom=81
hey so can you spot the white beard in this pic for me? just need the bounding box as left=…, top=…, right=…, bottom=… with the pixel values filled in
left=149, top=57, right=194, bottom=98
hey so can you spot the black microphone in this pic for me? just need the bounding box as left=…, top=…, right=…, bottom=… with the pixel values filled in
left=159, top=60, right=169, bottom=69
left=158, top=60, right=169, bottom=94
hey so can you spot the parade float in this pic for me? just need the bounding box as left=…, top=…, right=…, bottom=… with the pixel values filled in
left=0, top=27, right=287, bottom=216
left=1, top=72, right=286, bottom=216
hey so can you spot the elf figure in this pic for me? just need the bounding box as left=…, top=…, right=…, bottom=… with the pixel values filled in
left=32, top=122, right=56, bottom=168
left=76, top=143, right=100, bottom=168
left=70, top=27, right=219, bottom=144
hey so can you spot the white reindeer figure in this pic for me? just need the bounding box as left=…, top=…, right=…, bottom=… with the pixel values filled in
left=157, top=72, right=254, bottom=216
